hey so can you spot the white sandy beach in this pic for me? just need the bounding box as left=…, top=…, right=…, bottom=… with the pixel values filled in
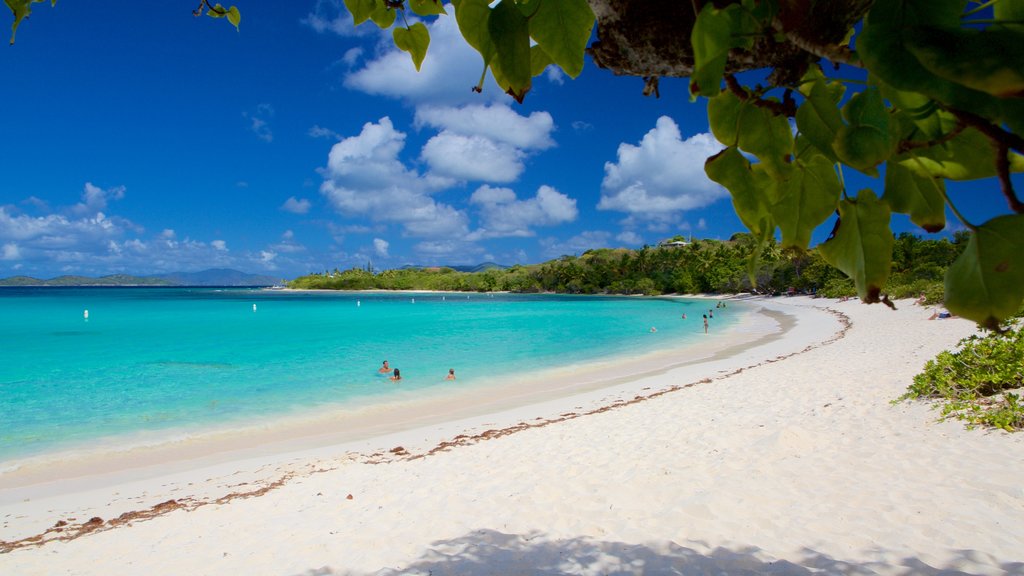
left=2, top=296, right=1023, bottom=575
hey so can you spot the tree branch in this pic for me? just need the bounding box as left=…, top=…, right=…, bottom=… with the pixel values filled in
left=996, top=141, right=1024, bottom=214
left=897, top=121, right=967, bottom=154
left=948, top=108, right=1024, bottom=155
left=725, top=74, right=797, bottom=117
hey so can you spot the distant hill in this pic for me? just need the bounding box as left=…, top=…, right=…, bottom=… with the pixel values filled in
left=0, top=274, right=173, bottom=287
left=399, top=262, right=508, bottom=273
left=0, top=269, right=281, bottom=287
left=150, top=268, right=281, bottom=286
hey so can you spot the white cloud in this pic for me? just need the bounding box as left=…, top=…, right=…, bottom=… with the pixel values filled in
left=616, top=231, right=644, bottom=245
left=414, top=103, right=556, bottom=183
left=421, top=133, right=524, bottom=183
left=282, top=196, right=312, bottom=214
left=319, top=117, right=468, bottom=238
left=540, top=230, right=613, bottom=258
left=598, top=116, right=726, bottom=219
left=469, top=185, right=577, bottom=238
left=211, top=240, right=228, bottom=251
left=309, top=125, right=342, bottom=140
left=373, top=238, right=389, bottom=257
left=2, top=242, right=20, bottom=261
left=344, top=11, right=505, bottom=106
left=160, top=229, right=176, bottom=239
left=414, top=104, right=555, bottom=150
left=73, top=182, right=125, bottom=216
left=302, top=0, right=369, bottom=37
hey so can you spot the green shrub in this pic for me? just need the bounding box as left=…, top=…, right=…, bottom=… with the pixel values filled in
left=898, top=325, right=1024, bottom=431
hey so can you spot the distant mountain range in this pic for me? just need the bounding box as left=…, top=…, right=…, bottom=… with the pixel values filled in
left=0, top=268, right=283, bottom=287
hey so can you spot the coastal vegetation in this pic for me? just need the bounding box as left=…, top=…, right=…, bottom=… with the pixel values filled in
left=898, top=324, right=1024, bottom=431
left=289, top=232, right=965, bottom=305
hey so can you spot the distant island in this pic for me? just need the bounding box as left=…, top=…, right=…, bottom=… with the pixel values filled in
left=0, top=268, right=283, bottom=287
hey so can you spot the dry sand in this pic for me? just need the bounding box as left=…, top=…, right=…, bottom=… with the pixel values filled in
left=2, top=296, right=1022, bottom=575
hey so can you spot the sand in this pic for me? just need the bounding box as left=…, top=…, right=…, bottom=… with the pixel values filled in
left=2, top=296, right=1022, bottom=575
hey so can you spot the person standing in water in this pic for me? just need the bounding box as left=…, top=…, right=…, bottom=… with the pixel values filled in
left=703, top=314, right=709, bottom=334
left=378, top=360, right=390, bottom=374
left=446, top=368, right=456, bottom=380
left=390, top=368, right=402, bottom=382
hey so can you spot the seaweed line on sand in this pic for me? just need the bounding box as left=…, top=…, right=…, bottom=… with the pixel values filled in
left=0, top=304, right=850, bottom=554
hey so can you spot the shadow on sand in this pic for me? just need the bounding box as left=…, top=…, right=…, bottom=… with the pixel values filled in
left=291, top=529, right=1023, bottom=575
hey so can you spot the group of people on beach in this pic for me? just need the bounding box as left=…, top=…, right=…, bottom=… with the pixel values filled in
left=378, top=360, right=455, bottom=382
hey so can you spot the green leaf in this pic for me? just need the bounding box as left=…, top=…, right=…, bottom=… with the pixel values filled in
left=818, top=189, right=894, bottom=303
left=343, top=0, right=377, bottom=26
left=226, top=6, right=241, bottom=30
left=705, top=146, right=774, bottom=238
left=860, top=0, right=1010, bottom=129
left=488, top=0, right=532, bottom=103
left=769, top=153, right=841, bottom=250
left=883, top=161, right=946, bottom=233
left=369, top=0, right=397, bottom=28
left=708, top=89, right=743, bottom=146
left=530, top=44, right=553, bottom=77
left=689, top=3, right=758, bottom=100
left=995, top=0, right=1024, bottom=26
left=906, top=26, right=1024, bottom=99
left=394, top=22, right=430, bottom=71
left=410, top=0, right=447, bottom=17
left=527, top=0, right=594, bottom=79
left=689, top=4, right=733, bottom=99
left=895, top=127, right=1024, bottom=181
left=795, top=69, right=845, bottom=163
left=736, top=96, right=794, bottom=178
left=945, top=215, right=1024, bottom=329
left=834, top=87, right=892, bottom=176
left=452, top=0, right=494, bottom=66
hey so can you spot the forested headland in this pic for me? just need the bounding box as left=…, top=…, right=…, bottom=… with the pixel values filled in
left=290, top=232, right=966, bottom=305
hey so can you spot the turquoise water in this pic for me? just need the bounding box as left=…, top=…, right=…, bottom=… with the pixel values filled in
left=0, top=288, right=741, bottom=462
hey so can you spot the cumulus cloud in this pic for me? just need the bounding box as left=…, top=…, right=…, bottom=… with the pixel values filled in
left=73, top=182, right=125, bottom=216
left=309, top=125, right=342, bottom=140
left=319, top=117, right=469, bottom=238
left=211, top=240, right=228, bottom=251
left=414, top=103, right=556, bottom=183
left=415, top=104, right=555, bottom=150
left=539, top=230, right=613, bottom=258
left=282, top=196, right=312, bottom=214
left=469, top=185, right=577, bottom=238
left=420, top=133, right=524, bottom=183
left=344, top=11, right=505, bottom=106
left=598, top=116, right=726, bottom=219
left=373, top=238, right=389, bottom=257
left=616, top=231, right=644, bottom=245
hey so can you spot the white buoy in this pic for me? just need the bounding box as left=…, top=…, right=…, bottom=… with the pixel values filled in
left=252, top=304, right=257, bottom=312
left=442, top=296, right=446, bottom=301
left=411, top=298, right=415, bottom=304
left=357, top=300, right=361, bottom=307
left=83, top=309, right=89, bottom=320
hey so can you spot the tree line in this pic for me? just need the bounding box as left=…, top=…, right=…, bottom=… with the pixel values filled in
left=289, top=232, right=968, bottom=305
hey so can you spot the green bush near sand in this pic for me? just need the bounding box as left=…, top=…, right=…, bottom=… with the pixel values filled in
left=899, top=325, right=1024, bottom=432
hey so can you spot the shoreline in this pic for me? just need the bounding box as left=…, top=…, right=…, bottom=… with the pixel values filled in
left=0, top=297, right=831, bottom=543
left=4, top=296, right=1022, bottom=575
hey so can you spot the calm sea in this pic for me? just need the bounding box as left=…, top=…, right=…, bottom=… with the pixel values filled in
left=0, top=287, right=742, bottom=462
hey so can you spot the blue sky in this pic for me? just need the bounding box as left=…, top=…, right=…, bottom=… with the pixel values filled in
left=0, top=2, right=1016, bottom=280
